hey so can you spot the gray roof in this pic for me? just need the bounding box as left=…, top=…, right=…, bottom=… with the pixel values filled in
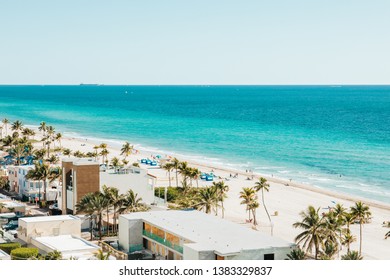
left=121, top=210, right=294, bottom=256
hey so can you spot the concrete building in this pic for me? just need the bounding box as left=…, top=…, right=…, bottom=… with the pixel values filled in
left=61, top=158, right=100, bottom=214
left=100, top=167, right=156, bottom=205
left=119, top=210, right=295, bottom=260
left=18, top=215, right=81, bottom=244
left=31, top=235, right=101, bottom=260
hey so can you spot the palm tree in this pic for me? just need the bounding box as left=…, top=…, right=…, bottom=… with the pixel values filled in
left=293, top=206, right=326, bottom=260
left=350, top=201, right=371, bottom=255
left=196, top=187, right=217, bottom=214
left=46, top=155, right=59, bottom=164
left=248, top=199, right=260, bottom=226
left=161, top=162, right=174, bottom=203
left=120, top=189, right=149, bottom=213
left=75, top=193, right=96, bottom=240
left=120, top=142, right=133, bottom=160
left=102, top=185, right=114, bottom=235
left=39, top=121, right=47, bottom=136
left=63, top=148, right=72, bottom=157
left=385, top=231, right=390, bottom=240
left=11, top=120, right=23, bottom=133
left=341, top=251, right=363, bottom=260
left=76, top=192, right=109, bottom=240
left=171, top=158, right=180, bottom=187
left=93, top=145, right=100, bottom=161
left=286, top=247, right=306, bottom=260
left=239, top=187, right=256, bottom=222
left=73, top=150, right=85, bottom=158
left=100, top=149, right=109, bottom=165
left=213, top=181, right=229, bottom=218
left=55, top=133, right=62, bottom=148
left=26, top=162, right=51, bottom=202
left=110, top=157, right=121, bottom=173
left=2, top=118, right=9, bottom=136
left=342, top=232, right=356, bottom=253
left=321, top=211, right=343, bottom=258
left=254, top=177, right=273, bottom=235
left=178, top=161, right=190, bottom=186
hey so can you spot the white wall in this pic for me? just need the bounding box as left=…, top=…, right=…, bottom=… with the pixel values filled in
left=100, top=171, right=155, bottom=204
left=18, top=216, right=81, bottom=243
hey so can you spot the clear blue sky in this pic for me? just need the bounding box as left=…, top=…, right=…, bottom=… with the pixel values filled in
left=0, top=0, right=389, bottom=85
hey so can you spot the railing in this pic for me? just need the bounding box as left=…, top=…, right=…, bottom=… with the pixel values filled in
left=142, top=230, right=183, bottom=254
left=98, top=241, right=128, bottom=260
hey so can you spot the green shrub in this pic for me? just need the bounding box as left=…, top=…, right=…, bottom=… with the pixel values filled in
left=11, top=247, right=39, bottom=260
left=154, top=187, right=181, bottom=202
left=0, top=242, right=21, bottom=254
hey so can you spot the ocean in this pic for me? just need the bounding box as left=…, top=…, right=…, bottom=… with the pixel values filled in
left=0, top=85, right=389, bottom=203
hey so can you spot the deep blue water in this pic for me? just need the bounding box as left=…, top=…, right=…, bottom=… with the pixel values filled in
left=1, top=85, right=389, bottom=203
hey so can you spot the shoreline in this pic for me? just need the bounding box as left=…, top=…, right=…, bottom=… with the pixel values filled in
left=62, top=133, right=390, bottom=211
left=4, top=120, right=390, bottom=259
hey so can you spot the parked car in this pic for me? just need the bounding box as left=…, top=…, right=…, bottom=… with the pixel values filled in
left=2, top=220, right=18, bottom=230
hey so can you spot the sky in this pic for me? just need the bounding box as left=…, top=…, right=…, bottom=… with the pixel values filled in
left=0, top=0, right=389, bottom=85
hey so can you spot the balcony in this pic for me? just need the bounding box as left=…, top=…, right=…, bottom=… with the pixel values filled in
left=142, top=230, right=183, bottom=254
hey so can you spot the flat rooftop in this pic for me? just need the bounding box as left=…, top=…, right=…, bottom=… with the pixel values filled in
left=33, top=235, right=100, bottom=253
left=62, top=157, right=99, bottom=166
left=121, top=210, right=295, bottom=256
left=19, top=215, right=79, bottom=223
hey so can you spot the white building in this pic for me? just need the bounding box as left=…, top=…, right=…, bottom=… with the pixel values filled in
left=119, top=210, right=295, bottom=260
left=100, top=167, right=156, bottom=205
left=18, top=215, right=81, bottom=244
left=0, top=199, right=26, bottom=215
left=31, top=235, right=101, bottom=260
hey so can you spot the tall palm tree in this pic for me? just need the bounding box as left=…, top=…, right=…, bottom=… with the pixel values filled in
left=76, top=192, right=109, bottom=240
left=196, top=187, right=217, bottom=214
left=293, top=206, right=327, bottom=260
left=178, top=161, right=190, bottom=186
left=342, top=232, right=356, bottom=253
left=248, top=199, right=260, bottom=226
left=254, top=177, right=273, bottom=235
left=93, top=145, right=100, bottom=161
left=120, top=142, right=133, bottom=160
left=2, top=118, right=9, bottom=136
left=171, top=158, right=180, bottom=187
left=39, top=121, right=47, bottom=136
left=75, top=193, right=96, bottom=240
left=162, top=162, right=174, bottom=203
left=239, top=187, right=256, bottom=222
left=213, top=181, right=229, bottom=218
left=110, top=157, right=121, bottom=173
left=100, top=149, right=109, bottom=165
left=350, top=201, right=371, bottom=255
left=102, top=185, right=114, bottom=235
left=55, top=133, right=62, bottom=148
left=11, top=120, right=23, bottom=133
left=26, top=162, right=51, bottom=202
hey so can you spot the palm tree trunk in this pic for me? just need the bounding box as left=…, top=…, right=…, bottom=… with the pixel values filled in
left=106, top=207, right=110, bottom=235
left=43, top=180, right=47, bottom=201
left=90, top=216, right=93, bottom=240
left=262, top=189, right=273, bottom=235
left=98, top=213, right=102, bottom=241
left=359, top=222, right=362, bottom=255
left=252, top=208, right=257, bottom=226
left=168, top=170, right=171, bottom=187
left=175, top=169, right=178, bottom=187
left=222, top=200, right=225, bottom=219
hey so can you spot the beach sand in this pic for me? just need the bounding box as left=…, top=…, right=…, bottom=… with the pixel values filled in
left=26, top=129, right=390, bottom=259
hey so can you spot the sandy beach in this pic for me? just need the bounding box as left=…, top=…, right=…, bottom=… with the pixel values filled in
left=37, top=129, right=389, bottom=260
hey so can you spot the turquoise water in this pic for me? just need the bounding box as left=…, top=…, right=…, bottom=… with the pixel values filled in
left=0, top=85, right=389, bottom=203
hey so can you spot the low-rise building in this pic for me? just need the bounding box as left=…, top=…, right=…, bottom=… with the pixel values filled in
left=31, top=235, right=101, bottom=260
left=18, top=215, right=81, bottom=243
left=100, top=167, right=156, bottom=205
left=119, top=210, right=295, bottom=260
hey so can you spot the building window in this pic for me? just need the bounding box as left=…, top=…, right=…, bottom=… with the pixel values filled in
left=264, top=253, right=275, bottom=260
